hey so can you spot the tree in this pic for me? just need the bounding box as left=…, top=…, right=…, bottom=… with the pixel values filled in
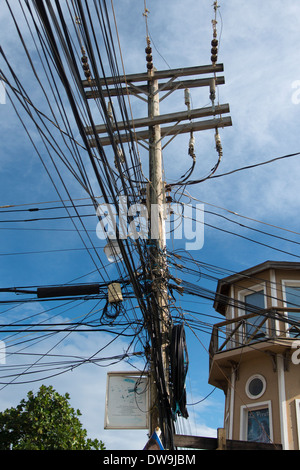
left=0, top=385, right=105, bottom=450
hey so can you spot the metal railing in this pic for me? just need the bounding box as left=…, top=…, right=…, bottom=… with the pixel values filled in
left=209, top=307, right=300, bottom=368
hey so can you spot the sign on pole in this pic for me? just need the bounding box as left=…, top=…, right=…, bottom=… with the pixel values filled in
left=104, top=372, right=149, bottom=430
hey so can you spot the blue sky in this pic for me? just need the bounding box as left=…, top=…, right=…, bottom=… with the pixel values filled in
left=1, top=0, right=300, bottom=450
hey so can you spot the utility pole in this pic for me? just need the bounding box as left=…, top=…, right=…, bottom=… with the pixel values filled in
left=82, top=50, right=231, bottom=449
left=147, top=66, right=172, bottom=443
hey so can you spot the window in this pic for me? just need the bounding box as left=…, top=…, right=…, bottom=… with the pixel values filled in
left=240, top=401, right=273, bottom=443
left=239, top=285, right=267, bottom=342
left=244, top=290, right=266, bottom=339
left=246, top=374, right=266, bottom=400
left=247, top=408, right=271, bottom=443
left=282, top=281, right=300, bottom=337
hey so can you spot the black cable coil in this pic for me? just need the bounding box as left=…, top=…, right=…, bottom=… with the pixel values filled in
left=170, top=323, right=189, bottom=419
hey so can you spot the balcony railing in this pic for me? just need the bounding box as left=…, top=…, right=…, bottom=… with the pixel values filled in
left=209, top=307, right=300, bottom=368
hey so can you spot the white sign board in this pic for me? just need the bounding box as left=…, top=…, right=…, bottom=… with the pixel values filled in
left=104, top=372, right=149, bottom=429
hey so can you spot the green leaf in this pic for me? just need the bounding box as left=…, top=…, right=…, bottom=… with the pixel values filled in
left=0, top=385, right=106, bottom=450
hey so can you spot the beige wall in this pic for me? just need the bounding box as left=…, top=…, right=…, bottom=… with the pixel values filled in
left=222, top=267, right=300, bottom=449
left=227, top=357, right=300, bottom=449
left=229, top=355, right=281, bottom=444
left=284, top=362, right=300, bottom=449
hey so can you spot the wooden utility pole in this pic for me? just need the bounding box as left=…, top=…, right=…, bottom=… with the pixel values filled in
left=147, top=70, right=171, bottom=441
left=83, top=57, right=231, bottom=449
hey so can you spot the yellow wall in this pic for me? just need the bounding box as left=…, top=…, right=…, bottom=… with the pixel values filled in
left=221, top=266, right=300, bottom=449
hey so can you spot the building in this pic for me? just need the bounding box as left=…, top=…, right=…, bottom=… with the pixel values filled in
left=209, top=261, right=300, bottom=450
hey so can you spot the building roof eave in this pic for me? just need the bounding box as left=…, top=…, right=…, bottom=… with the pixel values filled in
left=213, top=260, right=300, bottom=315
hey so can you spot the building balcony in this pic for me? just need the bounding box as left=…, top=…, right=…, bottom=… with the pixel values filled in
left=208, top=307, right=300, bottom=389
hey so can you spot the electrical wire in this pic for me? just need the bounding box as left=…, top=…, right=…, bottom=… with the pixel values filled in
left=2, top=0, right=299, bottom=451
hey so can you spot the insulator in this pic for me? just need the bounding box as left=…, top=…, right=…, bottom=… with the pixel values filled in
left=81, top=56, right=88, bottom=64
left=211, top=47, right=218, bottom=55
left=210, top=78, right=216, bottom=101
left=166, top=195, right=173, bottom=204
left=189, top=134, right=195, bottom=150
left=184, top=88, right=191, bottom=110
left=165, top=184, right=172, bottom=192
left=107, top=101, right=113, bottom=121
left=211, top=38, right=218, bottom=47
left=145, top=38, right=153, bottom=72
left=211, top=55, right=218, bottom=63
left=84, top=70, right=91, bottom=78
left=210, top=78, right=216, bottom=92
left=82, top=63, right=90, bottom=71
left=215, top=130, right=223, bottom=155
left=188, top=132, right=195, bottom=158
